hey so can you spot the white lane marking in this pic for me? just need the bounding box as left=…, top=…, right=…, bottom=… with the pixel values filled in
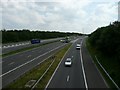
left=28, top=55, right=31, bottom=58
left=67, top=75, right=70, bottom=82
left=3, top=46, right=7, bottom=48
left=8, top=45, right=11, bottom=47
left=0, top=43, right=66, bottom=77
left=3, top=46, right=6, bottom=48
left=15, top=44, right=18, bottom=46
left=3, top=42, right=30, bottom=49
left=45, top=42, right=74, bottom=89
left=8, top=62, right=14, bottom=65
left=80, top=40, right=88, bottom=89
left=21, top=43, right=24, bottom=45
left=37, top=62, right=41, bottom=65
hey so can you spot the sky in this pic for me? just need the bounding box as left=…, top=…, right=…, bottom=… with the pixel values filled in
left=0, top=0, right=119, bottom=34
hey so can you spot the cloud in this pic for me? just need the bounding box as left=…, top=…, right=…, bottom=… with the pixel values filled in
left=0, top=0, right=119, bottom=34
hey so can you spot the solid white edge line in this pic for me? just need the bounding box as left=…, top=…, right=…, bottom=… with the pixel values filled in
left=84, top=39, right=109, bottom=88
left=0, top=43, right=66, bottom=77
left=80, top=40, right=88, bottom=89
left=45, top=43, right=73, bottom=89
left=4, top=48, right=59, bottom=89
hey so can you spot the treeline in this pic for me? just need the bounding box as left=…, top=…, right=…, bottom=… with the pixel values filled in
left=88, top=21, right=120, bottom=60
left=2, top=29, right=82, bottom=43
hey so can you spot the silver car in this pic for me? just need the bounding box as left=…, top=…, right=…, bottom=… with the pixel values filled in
left=65, top=58, right=72, bottom=66
left=76, top=44, right=81, bottom=50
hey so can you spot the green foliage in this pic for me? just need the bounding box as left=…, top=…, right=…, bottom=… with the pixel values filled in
left=2, top=29, right=81, bottom=43
left=87, top=21, right=120, bottom=87
left=88, top=21, right=120, bottom=59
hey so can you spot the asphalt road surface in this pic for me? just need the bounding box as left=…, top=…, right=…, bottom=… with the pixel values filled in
left=2, top=41, right=68, bottom=87
left=81, top=38, right=108, bottom=88
left=2, top=38, right=63, bottom=54
left=47, top=38, right=86, bottom=88
left=2, top=36, right=108, bottom=88
left=46, top=37, right=108, bottom=89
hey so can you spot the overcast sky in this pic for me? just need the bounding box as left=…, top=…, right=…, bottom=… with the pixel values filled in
left=0, top=0, right=119, bottom=34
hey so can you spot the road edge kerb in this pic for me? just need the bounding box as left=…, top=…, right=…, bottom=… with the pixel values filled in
left=95, top=56, right=120, bottom=89
left=45, top=43, right=73, bottom=89
left=80, top=39, right=88, bottom=89
left=1, top=43, right=67, bottom=77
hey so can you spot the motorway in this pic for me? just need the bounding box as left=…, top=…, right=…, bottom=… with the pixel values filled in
left=2, top=36, right=108, bottom=88
left=2, top=38, right=63, bottom=54
left=46, top=38, right=85, bottom=88
left=2, top=40, right=68, bottom=87
left=46, top=37, right=108, bottom=88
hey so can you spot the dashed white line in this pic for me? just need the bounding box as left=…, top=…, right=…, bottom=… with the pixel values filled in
left=15, top=44, right=18, bottom=46
left=0, top=43, right=66, bottom=77
left=67, top=75, right=70, bottom=82
left=8, top=62, right=14, bottom=65
left=37, top=62, right=41, bottom=65
left=45, top=42, right=74, bottom=89
left=8, top=45, right=10, bottom=47
left=3, top=46, right=7, bottom=48
left=28, top=55, right=31, bottom=58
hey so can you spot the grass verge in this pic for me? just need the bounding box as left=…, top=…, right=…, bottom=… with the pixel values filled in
left=4, top=43, right=71, bottom=89
left=86, top=38, right=120, bottom=89
left=35, top=43, right=71, bottom=89
left=2, top=40, right=59, bottom=58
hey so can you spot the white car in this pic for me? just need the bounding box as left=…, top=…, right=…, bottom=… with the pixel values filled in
left=65, top=58, right=72, bottom=66
left=76, top=44, right=81, bottom=49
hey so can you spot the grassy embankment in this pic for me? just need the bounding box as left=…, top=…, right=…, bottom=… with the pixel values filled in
left=86, top=38, right=120, bottom=89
